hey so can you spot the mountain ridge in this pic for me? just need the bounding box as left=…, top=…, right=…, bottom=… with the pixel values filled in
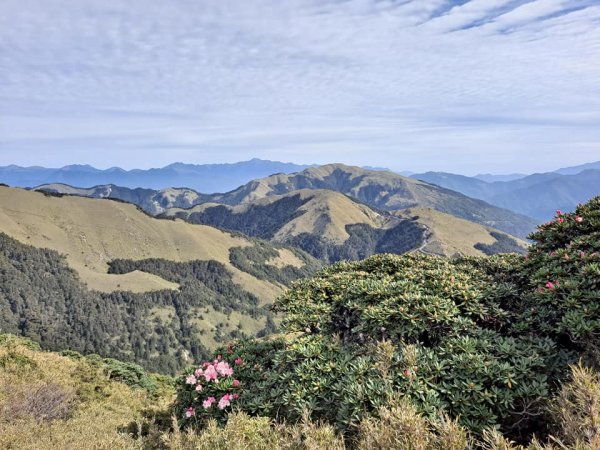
left=0, top=159, right=314, bottom=193
left=411, top=167, right=600, bottom=220
left=36, top=164, right=538, bottom=239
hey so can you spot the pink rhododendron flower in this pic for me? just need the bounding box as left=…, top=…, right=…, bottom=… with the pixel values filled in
left=557, top=217, right=565, bottom=223
left=218, top=394, right=231, bottom=410
left=194, top=368, right=203, bottom=377
left=234, top=358, right=243, bottom=365
left=202, top=396, right=216, bottom=409
left=185, top=407, right=195, bottom=418
left=591, top=252, right=598, bottom=257
left=216, top=361, right=233, bottom=377
left=545, top=281, right=555, bottom=290
left=556, top=210, right=563, bottom=216
left=203, top=365, right=218, bottom=381
left=581, top=251, right=586, bottom=258
left=233, top=379, right=240, bottom=387
left=185, top=375, right=197, bottom=385
left=233, top=393, right=239, bottom=400
left=575, top=216, right=583, bottom=222
left=195, top=384, right=203, bottom=392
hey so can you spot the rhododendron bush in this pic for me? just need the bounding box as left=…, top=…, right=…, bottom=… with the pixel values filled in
left=175, top=354, right=242, bottom=424
left=517, top=198, right=600, bottom=352
left=174, top=196, right=599, bottom=445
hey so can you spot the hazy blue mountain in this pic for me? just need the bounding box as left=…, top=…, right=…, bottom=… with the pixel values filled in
left=0, top=159, right=312, bottom=192
left=474, top=173, right=527, bottom=182
left=488, top=169, right=600, bottom=220
left=411, top=168, right=600, bottom=221
left=554, top=160, right=600, bottom=175
left=410, top=172, right=494, bottom=199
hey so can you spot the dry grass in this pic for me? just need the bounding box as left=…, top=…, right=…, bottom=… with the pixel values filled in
left=547, top=364, right=600, bottom=449
left=0, top=186, right=281, bottom=298
left=395, top=206, right=527, bottom=257
left=146, top=412, right=346, bottom=450
left=356, top=399, right=469, bottom=450
left=0, top=336, right=169, bottom=450
left=265, top=248, right=306, bottom=269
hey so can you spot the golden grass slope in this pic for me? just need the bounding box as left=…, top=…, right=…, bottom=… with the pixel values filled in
left=206, top=164, right=538, bottom=239
left=395, top=207, right=528, bottom=257
left=0, top=186, right=283, bottom=299
left=0, top=335, right=171, bottom=450
left=168, top=188, right=526, bottom=257
left=168, top=189, right=389, bottom=244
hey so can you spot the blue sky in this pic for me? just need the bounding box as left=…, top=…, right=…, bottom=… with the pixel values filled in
left=0, top=0, right=599, bottom=174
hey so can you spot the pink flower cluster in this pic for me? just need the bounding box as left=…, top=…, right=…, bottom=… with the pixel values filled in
left=537, top=279, right=559, bottom=293
left=540, top=212, right=584, bottom=229
left=536, top=279, right=560, bottom=294
left=183, top=356, right=242, bottom=418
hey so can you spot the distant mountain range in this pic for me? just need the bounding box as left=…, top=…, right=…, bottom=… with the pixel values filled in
left=0, top=159, right=312, bottom=193
left=4, top=159, right=598, bottom=222
left=411, top=161, right=600, bottom=220
left=37, top=164, right=536, bottom=253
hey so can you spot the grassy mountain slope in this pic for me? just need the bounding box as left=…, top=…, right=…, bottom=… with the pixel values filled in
left=394, top=207, right=527, bottom=256
left=167, top=190, right=526, bottom=262
left=0, top=227, right=317, bottom=372
left=166, top=190, right=387, bottom=243
left=37, top=164, right=537, bottom=239
left=0, top=185, right=287, bottom=298
left=0, top=334, right=172, bottom=449
left=201, top=164, right=537, bottom=239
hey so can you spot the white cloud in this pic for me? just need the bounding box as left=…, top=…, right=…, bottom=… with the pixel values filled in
left=0, top=0, right=598, bottom=173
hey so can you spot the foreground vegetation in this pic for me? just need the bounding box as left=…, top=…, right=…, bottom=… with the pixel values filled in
left=1, top=334, right=598, bottom=449
left=172, top=196, right=599, bottom=448
left=0, top=196, right=598, bottom=448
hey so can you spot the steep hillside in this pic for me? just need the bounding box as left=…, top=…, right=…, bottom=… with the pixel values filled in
left=167, top=190, right=526, bottom=262
left=0, top=229, right=317, bottom=372
left=201, top=164, right=537, bottom=239
left=394, top=207, right=527, bottom=257
left=0, top=187, right=321, bottom=372
left=0, top=334, right=173, bottom=449
left=166, top=189, right=386, bottom=242
left=0, top=185, right=293, bottom=297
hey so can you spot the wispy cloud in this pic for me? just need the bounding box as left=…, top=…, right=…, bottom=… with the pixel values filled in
left=0, top=0, right=598, bottom=174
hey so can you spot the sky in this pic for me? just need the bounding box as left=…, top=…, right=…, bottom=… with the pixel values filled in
left=0, top=0, right=599, bottom=175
